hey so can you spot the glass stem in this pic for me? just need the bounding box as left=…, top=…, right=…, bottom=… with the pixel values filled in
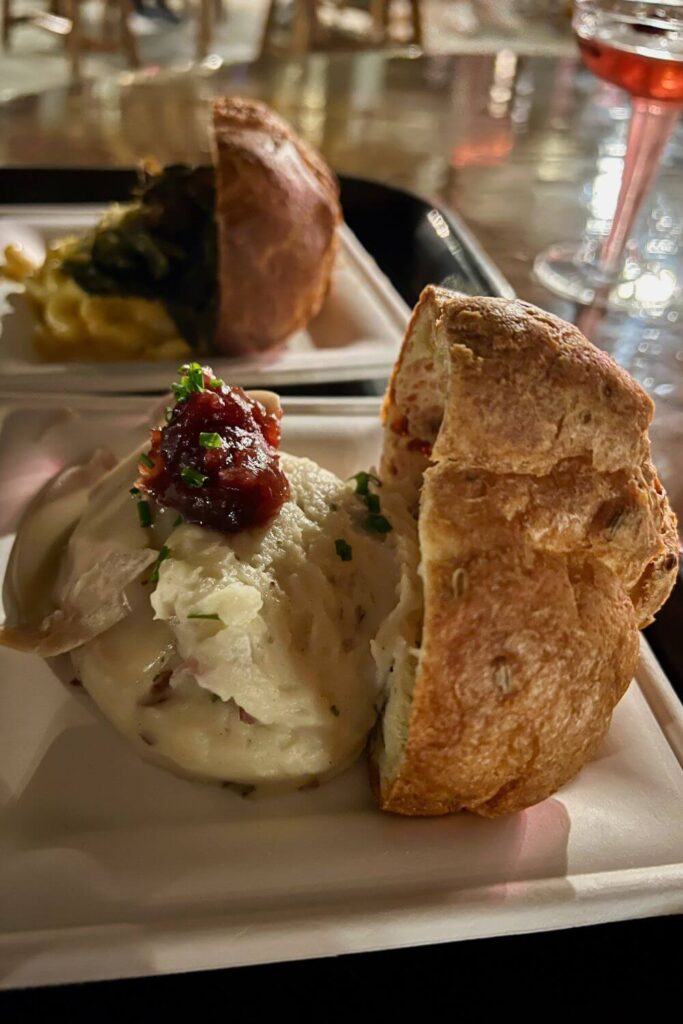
left=600, top=97, right=680, bottom=278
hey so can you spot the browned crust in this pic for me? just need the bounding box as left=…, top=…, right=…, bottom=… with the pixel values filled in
left=377, top=287, right=678, bottom=817
left=210, top=97, right=341, bottom=354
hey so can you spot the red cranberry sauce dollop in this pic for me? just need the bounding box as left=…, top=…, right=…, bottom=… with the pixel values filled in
left=139, top=368, right=289, bottom=532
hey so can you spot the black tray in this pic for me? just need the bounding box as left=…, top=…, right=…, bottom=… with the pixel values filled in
left=0, top=168, right=512, bottom=303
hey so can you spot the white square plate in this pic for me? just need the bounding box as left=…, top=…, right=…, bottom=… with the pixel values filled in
left=0, top=210, right=409, bottom=392
left=1, top=395, right=682, bottom=990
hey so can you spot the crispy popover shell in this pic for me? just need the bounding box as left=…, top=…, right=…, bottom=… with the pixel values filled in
left=373, top=287, right=678, bottom=817
left=211, top=97, right=341, bottom=354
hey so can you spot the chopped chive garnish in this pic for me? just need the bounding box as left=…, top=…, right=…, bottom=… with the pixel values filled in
left=349, top=471, right=380, bottom=496
left=173, top=514, right=184, bottom=527
left=171, top=362, right=207, bottom=403
left=129, top=486, right=140, bottom=496
left=137, top=500, right=153, bottom=528
left=365, top=492, right=381, bottom=514
left=188, top=612, right=220, bottom=620
left=365, top=513, right=392, bottom=534
left=150, top=545, right=171, bottom=585
left=139, top=452, right=154, bottom=470
left=186, top=363, right=204, bottom=391
left=199, top=431, right=223, bottom=449
left=209, top=377, right=223, bottom=389
left=335, top=538, right=353, bottom=561
left=180, top=465, right=208, bottom=488
left=165, top=406, right=173, bottom=423
left=330, top=704, right=340, bottom=717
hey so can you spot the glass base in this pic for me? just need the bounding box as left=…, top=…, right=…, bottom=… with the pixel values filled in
left=534, top=242, right=614, bottom=306
left=534, top=242, right=683, bottom=410
left=535, top=242, right=681, bottom=318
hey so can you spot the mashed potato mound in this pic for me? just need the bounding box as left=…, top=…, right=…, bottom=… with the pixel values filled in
left=70, top=453, right=402, bottom=790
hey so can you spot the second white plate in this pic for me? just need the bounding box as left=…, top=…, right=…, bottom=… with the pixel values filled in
left=0, top=211, right=409, bottom=392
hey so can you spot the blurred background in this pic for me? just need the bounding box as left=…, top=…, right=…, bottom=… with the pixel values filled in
left=1, top=2, right=573, bottom=100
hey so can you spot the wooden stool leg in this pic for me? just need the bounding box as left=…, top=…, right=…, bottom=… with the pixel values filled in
left=197, top=0, right=213, bottom=59
left=2, top=0, right=11, bottom=49
left=369, top=0, right=388, bottom=44
left=258, top=0, right=278, bottom=59
left=119, top=0, right=140, bottom=67
left=101, top=0, right=113, bottom=41
left=291, top=0, right=315, bottom=53
left=410, top=0, right=423, bottom=46
left=65, top=0, right=82, bottom=79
